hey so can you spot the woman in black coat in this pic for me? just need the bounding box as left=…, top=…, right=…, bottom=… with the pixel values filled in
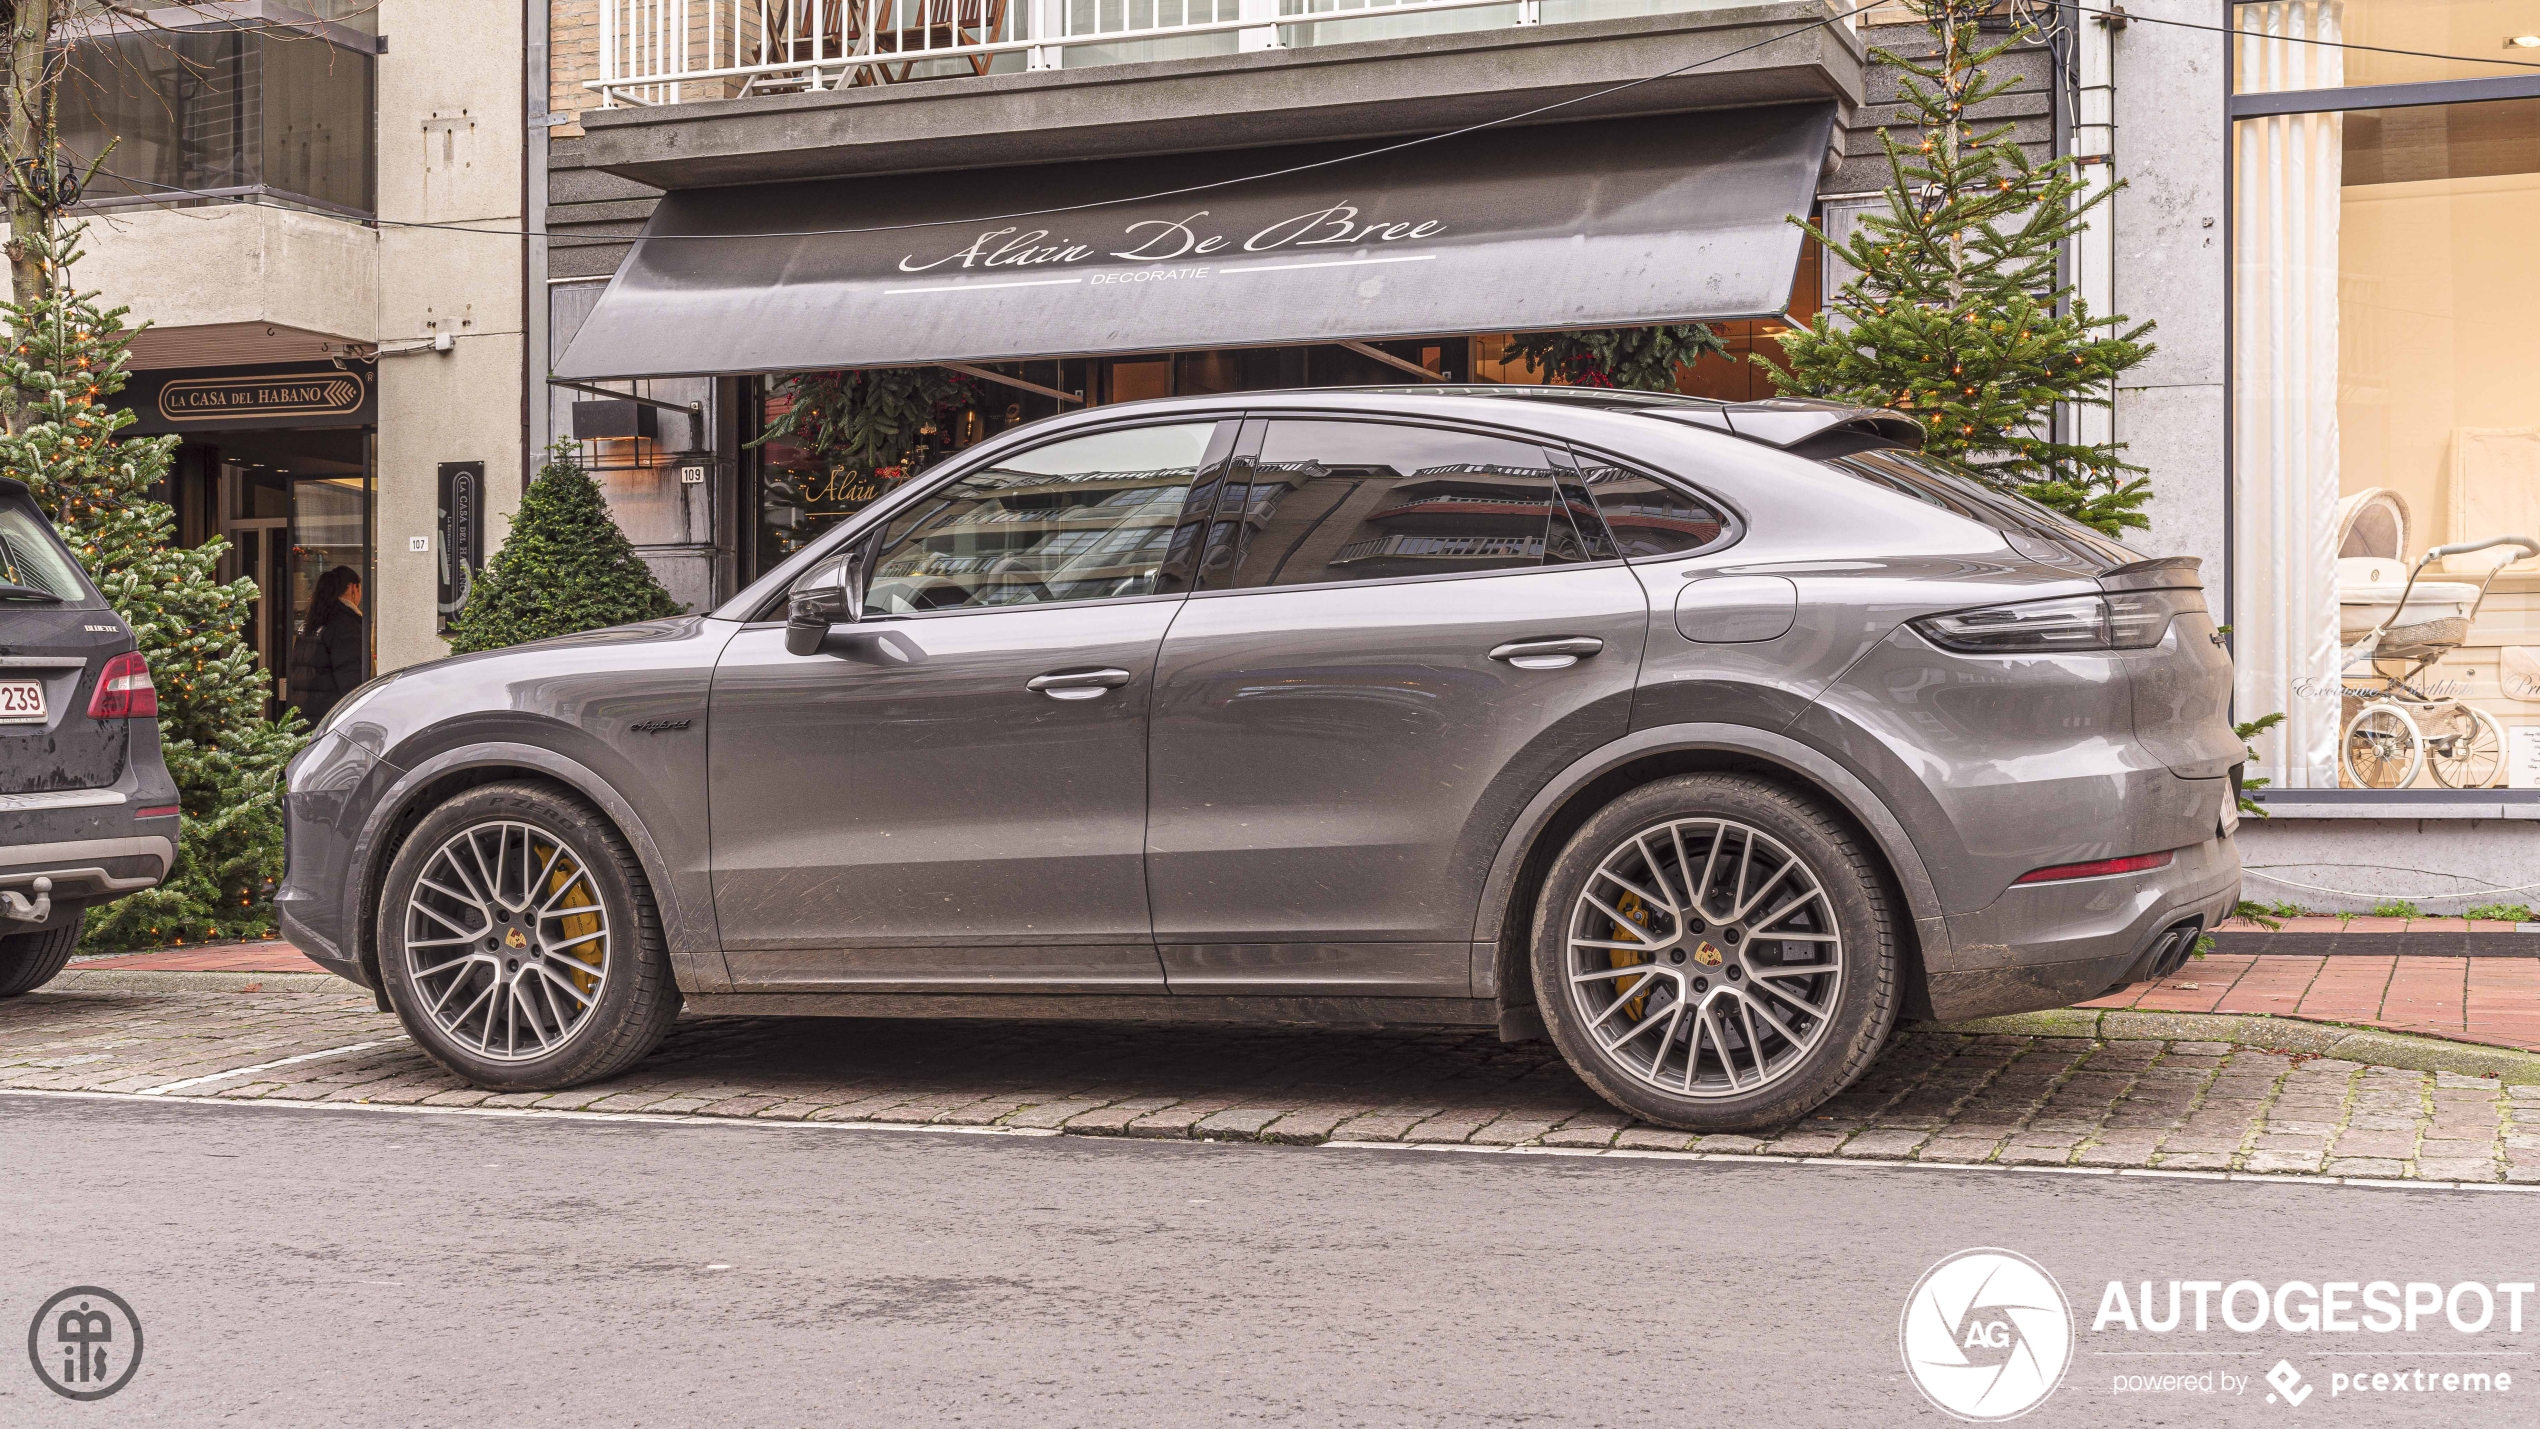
left=288, top=565, right=367, bottom=725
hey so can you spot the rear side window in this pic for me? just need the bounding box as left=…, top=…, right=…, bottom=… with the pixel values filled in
left=1205, top=420, right=1577, bottom=590
left=1831, top=450, right=2130, bottom=562
left=0, top=499, right=93, bottom=605
left=1566, top=455, right=1732, bottom=559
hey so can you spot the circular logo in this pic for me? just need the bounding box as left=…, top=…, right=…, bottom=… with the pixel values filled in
left=26, top=1286, right=143, bottom=1401
left=504, top=926, right=529, bottom=950
left=1692, top=941, right=1725, bottom=967
left=1899, top=1249, right=2070, bottom=1421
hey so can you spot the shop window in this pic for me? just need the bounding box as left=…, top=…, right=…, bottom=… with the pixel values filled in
left=2233, top=94, right=2540, bottom=791
left=2233, top=0, right=2540, bottom=94
left=59, top=25, right=376, bottom=215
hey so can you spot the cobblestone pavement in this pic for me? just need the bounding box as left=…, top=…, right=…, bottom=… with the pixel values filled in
left=5, top=987, right=2536, bottom=1184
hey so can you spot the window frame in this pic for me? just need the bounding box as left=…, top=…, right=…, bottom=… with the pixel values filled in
left=1185, top=414, right=1631, bottom=600
left=2224, top=1, right=2540, bottom=812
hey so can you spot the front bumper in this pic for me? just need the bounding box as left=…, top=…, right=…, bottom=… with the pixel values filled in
left=1923, top=833, right=2242, bottom=1022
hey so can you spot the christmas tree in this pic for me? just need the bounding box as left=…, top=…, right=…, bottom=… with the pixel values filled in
left=1504, top=325, right=1726, bottom=392
left=2, top=227, right=305, bottom=949
left=1767, top=0, right=2155, bottom=536
left=445, top=444, right=685, bottom=654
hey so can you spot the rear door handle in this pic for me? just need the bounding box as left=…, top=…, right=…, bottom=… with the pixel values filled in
left=1027, top=667, right=1132, bottom=700
left=1488, top=637, right=1605, bottom=671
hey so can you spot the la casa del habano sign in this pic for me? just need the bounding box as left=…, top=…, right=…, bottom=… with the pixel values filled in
left=124, top=362, right=376, bottom=435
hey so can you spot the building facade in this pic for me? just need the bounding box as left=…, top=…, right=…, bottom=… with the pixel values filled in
left=87, top=0, right=2524, bottom=910
left=76, top=0, right=531, bottom=694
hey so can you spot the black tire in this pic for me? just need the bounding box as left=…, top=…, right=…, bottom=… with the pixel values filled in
left=0, top=911, right=83, bottom=998
left=376, top=781, right=680, bottom=1091
left=1530, top=774, right=1900, bottom=1132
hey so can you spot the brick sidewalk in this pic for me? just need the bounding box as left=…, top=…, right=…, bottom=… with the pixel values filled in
left=2082, top=954, right=2540, bottom=1052
left=4, top=987, right=2534, bottom=1183
left=71, top=941, right=324, bottom=974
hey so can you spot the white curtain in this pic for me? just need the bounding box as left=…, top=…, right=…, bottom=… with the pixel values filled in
left=2233, top=0, right=2344, bottom=788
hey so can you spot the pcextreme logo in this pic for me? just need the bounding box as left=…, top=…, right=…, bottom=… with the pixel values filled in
left=1901, top=1248, right=2075, bottom=1421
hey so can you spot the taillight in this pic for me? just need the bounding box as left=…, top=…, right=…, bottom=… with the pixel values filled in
left=1913, top=589, right=2206, bottom=653
left=2014, top=850, right=2175, bottom=885
left=86, top=650, right=159, bottom=719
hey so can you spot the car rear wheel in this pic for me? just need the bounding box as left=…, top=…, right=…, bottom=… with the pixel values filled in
left=0, top=912, right=83, bottom=998
left=1531, top=774, right=1900, bottom=1132
left=376, top=782, right=680, bottom=1091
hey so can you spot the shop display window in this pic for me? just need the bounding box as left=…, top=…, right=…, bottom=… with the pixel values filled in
left=2234, top=84, right=2540, bottom=789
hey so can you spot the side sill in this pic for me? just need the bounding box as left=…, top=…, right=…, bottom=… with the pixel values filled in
left=684, top=992, right=1499, bottom=1026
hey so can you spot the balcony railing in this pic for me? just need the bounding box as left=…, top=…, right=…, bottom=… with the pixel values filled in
left=588, top=0, right=1823, bottom=105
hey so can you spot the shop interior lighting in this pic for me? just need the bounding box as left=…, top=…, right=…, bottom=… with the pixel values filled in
left=2510, top=33, right=2540, bottom=46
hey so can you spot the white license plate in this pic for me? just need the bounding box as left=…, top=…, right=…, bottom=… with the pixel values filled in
left=0, top=678, right=45, bottom=724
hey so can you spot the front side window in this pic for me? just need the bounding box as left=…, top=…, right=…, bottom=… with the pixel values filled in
left=1207, top=421, right=1580, bottom=590
left=855, top=422, right=1219, bottom=614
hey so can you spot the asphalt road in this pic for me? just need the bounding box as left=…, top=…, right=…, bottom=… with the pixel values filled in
left=3, top=1093, right=2534, bottom=1427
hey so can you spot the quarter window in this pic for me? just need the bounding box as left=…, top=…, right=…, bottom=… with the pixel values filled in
left=856, top=423, right=1218, bottom=613
left=1208, top=421, right=1577, bottom=590
left=1570, top=456, right=1732, bottom=559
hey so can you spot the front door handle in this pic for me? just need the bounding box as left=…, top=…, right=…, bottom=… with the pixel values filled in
left=1488, top=637, right=1605, bottom=671
left=1027, top=667, right=1132, bottom=700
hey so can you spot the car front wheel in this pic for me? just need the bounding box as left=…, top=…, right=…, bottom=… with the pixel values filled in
left=377, top=782, right=680, bottom=1091
left=1531, top=774, right=1900, bottom=1132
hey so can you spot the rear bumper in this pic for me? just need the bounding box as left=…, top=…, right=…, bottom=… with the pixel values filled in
left=1, top=827, right=175, bottom=932
left=1923, top=833, right=2242, bottom=1022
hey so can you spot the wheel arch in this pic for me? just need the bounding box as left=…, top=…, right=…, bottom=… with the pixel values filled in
left=1475, top=723, right=1948, bottom=1022
left=346, top=742, right=719, bottom=994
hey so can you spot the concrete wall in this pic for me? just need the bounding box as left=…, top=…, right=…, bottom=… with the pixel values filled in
left=2112, top=0, right=2229, bottom=588
left=79, top=204, right=379, bottom=343
left=371, top=0, right=529, bottom=676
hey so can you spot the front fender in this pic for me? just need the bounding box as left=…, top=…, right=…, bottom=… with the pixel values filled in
left=1469, top=721, right=1951, bottom=998
left=348, top=740, right=731, bottom=994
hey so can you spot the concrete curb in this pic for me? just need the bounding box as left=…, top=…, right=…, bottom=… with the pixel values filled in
left=1921, top=1009, right=2540, bottom=1084
left=42, top=969, right=352, bottom=995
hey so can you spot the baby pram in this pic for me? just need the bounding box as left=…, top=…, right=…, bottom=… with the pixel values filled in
left=2335, top=488, right=2540, bottom=788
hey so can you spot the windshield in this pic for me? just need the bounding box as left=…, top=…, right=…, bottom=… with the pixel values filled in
left=0, top=498, right=93, bottom=603
left=1829, top=450, right=2133, bottom=565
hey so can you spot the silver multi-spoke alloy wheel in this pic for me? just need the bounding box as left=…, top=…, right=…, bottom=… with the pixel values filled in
left=401, top=819, right=612, bottom=1062
left=1564, top=817, right=1843, bottom=1099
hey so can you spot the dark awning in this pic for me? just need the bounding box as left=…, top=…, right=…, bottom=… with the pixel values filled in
left=553, top=103, right=1835, bottom=381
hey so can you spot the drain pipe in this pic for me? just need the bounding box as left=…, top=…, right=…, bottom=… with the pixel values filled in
left=2069, top=1, right=2122, bottom=457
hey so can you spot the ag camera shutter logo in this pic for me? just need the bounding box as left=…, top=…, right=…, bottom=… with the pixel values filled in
left=1901, top=1248, right=2075, bottom=1420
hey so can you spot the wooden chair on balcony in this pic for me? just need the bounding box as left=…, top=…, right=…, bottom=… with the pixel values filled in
left=866, top=0, right=1012, bottom=82
left=750, top=0, right=1009, bottom=91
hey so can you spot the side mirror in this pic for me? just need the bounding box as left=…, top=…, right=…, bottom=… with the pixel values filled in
left=783, top=548, right=865, bottom=656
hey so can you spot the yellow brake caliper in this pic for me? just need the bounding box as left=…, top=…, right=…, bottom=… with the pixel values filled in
left=544, top=843, right=604, bottom=995
left=1613, top=890, right=1653, bottom=1022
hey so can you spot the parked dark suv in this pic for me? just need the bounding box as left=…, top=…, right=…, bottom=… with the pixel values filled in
left=0, top=477, right=179, bottom=995
left=278, top=389, right=2241, bottom=1130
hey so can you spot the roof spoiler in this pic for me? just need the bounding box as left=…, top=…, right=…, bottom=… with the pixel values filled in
left=2098, top=556, right=2203, bottom=592
left=1646, top=399, right=1924, bottom=454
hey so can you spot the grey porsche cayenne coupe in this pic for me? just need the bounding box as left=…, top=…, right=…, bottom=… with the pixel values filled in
left=278, top=387, right=2242, bottom=1131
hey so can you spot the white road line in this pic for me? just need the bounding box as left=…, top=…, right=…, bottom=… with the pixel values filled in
left=135, top=1037, right=410, bottom=1096
left=6, top=1088, right=2531, bottom=1196
left=884, top=276, right=1084, bottom=295
left=1220, top=253, right=1438, bottom=275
